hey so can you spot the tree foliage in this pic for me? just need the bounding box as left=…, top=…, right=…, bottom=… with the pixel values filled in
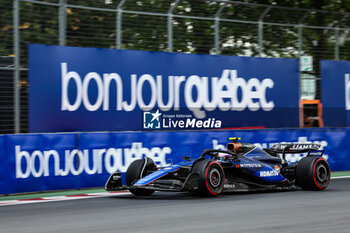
left=0, top=0, right=350, bottom=65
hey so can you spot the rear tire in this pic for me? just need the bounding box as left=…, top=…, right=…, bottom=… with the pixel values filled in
left=126, top=158, right=156, bottom=196
left=192, top=159, right=225, bottom=197
left=296, top=156, right=330, bottom=191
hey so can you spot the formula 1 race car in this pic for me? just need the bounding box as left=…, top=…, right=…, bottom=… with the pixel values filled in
left=105, top=138, right=331, bottom=197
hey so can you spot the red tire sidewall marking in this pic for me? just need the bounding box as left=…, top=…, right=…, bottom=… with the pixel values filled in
left=205, top=161, right=225, bottom=195
left=312, top=158, right=330, bottom=190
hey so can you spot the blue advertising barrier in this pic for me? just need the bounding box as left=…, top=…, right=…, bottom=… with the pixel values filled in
left=4, top=133, right=78, bottom=194
left=0, top=128, right=349, bottom=194
left=321, top=60, right=350, bottom=127
left=29, top=44, right=299, bottom=132
left=0, top=136, right=10, bottom=194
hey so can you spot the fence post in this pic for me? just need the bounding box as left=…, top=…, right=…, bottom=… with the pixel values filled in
left=168, top=0, right=180, bottom=52
left=335, top=27, right=339, bottom=60
left=167, top=14, right=173, bottom=52
left=13, top=0, right=20, bottom=134
left=214, top=2, right=226, bottom=55
left=116, top=0, right=126, bottom=49
left=258, top=6, right=271, bottom=57
left=298, top=24, right=302, bottom=56
left=298, top=11, right=309, bottom=57
left=258, top=21, right=263, bottom=56
left=59, top=0, right=67, bottom=46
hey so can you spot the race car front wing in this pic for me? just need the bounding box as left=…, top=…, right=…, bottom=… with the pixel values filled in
left=105, top=172, right=200, bottom=192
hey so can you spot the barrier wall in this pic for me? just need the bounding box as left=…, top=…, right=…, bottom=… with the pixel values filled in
left=0, top=128, right=349, bottom=195
left=321, top=60, right=350, bottom=127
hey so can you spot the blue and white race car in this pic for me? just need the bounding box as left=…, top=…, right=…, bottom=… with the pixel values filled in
left=105, top=138, right=331, bottom=197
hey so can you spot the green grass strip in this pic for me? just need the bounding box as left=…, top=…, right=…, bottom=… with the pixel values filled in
left=332, top=171, right=350, bottom=177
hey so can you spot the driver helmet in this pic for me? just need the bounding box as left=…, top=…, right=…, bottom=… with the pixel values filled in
left=226, top=142, right=243, bottom=152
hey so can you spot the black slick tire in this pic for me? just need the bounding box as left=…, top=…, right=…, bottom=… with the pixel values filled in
left=296, top=156, right=330, bottom=191
left=192, top=159, right=225, bottom=197
left=126, top=158, right=156, bottom=196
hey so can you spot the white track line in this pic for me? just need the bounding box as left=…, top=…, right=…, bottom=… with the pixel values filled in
left=331, top=175, right=350, bottom=180
left=0, top=191, right=130, bottom=207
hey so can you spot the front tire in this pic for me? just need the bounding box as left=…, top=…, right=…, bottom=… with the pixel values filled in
left=192, top=159, right=225, bottom=197
left=296, top=156, right=330, bottom=191
left=126, top=158, right=156, bottom=196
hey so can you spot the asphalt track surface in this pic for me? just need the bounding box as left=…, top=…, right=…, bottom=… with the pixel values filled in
left=0, top=179, right=350, bottom=233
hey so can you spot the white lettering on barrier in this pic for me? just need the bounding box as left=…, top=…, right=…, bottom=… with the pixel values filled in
left=103, top=73, right=123, bottom=111
left=15, top=143, right=171, bottom=179
left=345, top=73, right=350, bottom=110
left=61, top=63, right=275, bottom=118
left=82, top=72, right=104, bottom=111
left=61, top=63, right=82, bottom=111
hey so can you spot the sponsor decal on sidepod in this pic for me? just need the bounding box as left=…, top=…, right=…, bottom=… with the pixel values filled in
left=260, top=170, right=279, bottom=177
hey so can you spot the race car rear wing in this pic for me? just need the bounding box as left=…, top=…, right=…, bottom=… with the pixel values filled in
left=265, top=143, right=323, bottom=161
left=268, top=143, right=321, bottom=154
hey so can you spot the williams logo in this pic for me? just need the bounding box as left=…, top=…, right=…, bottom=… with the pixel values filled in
left=143, top=110, right=162, bottom=129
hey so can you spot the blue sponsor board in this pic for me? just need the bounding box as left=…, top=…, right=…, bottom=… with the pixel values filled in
left=4, top=133, right=78, bottom=194
left=321, top=60, right=350, bottom=127
left=29, top=44, right=299, bottom=132
left=0, top=128, right=349, bottom=194
left=0, top=136, right=10, bottom=194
